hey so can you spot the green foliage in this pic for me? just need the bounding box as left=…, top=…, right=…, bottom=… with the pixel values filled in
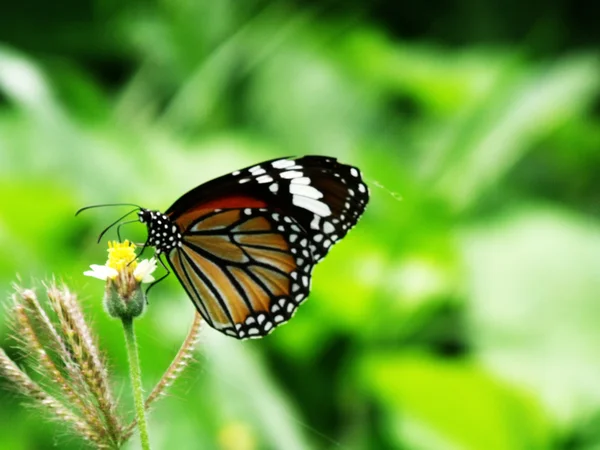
left=1, top=0, right=599, bottom=448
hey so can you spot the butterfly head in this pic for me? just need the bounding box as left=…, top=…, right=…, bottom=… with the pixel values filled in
left=138, top=209, right=182, bottom=254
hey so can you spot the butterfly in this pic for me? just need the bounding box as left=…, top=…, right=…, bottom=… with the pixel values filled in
left=88, top=156, right=369, bottom=339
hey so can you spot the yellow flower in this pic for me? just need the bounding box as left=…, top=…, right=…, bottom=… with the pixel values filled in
left=84, top=241, right=156, bottom=283
left=84, top=241, right=157, bottom=319
left=107, top=240, right=138, bottom=273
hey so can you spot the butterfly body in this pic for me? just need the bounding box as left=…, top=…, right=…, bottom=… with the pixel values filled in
left=138, top=156, right=369, bottom=339
left=138, top=210, right=182, bottom=254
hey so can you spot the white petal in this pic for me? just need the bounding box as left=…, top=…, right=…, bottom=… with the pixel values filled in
left=134, top=258, right=158, bottom=283
left=84, top=264, right=118, bottom=281
left=83, top=270, right=105, bottom=280
left=142, top=273, right=155, bottom=283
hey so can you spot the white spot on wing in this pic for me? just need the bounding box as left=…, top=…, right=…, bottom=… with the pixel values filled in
left=256, top=175, right=273, bottom=183
left=290, top=184, right=323, bottom=199
left=269, top=182, right=279, bottom=193
left=272, top=159, right=295, bottom=169
left=310, top=215, right=321, bottom=230
left=280, top=170, right=303, bottom=179
left=350, top=168, right=359, bottom=177
left=323, top=222, right=335, bottom=234
left=293, top=196, right=331, bottom=217
left=291, top=177, right=311, bottom=185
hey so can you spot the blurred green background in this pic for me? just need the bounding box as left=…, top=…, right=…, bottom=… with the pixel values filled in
left=1, top=1, right=599, bottom=449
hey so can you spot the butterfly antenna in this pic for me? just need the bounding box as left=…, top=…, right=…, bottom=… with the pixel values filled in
left=75, top=203, right=143, bottom=216
left=368, top=179, right=403, bottom=202
left=116, top=219, right=140, bottom=242
left=96, top=208, right=141, bottom=243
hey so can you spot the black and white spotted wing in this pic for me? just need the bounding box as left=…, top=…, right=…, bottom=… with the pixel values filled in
left=165, top=156, right=369, bottom=262
left=136, top=155, right=369, bottom=339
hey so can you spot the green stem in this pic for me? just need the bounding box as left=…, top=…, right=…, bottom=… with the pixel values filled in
left=122, top=318, right=151, bottom=450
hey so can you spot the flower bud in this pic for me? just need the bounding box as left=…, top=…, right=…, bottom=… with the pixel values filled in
left=103, top=278, right=146, bottom=320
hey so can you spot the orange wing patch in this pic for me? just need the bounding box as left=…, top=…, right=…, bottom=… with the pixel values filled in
left=228, top=266, right=271, bottom=312
left=170, top=250, right=227, bottom=326
left=234, top=232, right=288, bottom=249
left=243, top=246, right=296, bottom=272
left=173, top=197, right=266, bottom=230
left=189, top=210, right=241, bottom=232
left=185, top=234, right=248, bottom=263
left=248, top=265, right=289, bottom=297
left=167, top=207, right=316, bottom=339
left=183, top=247, right=248, bottom=323
left=232, top=216, right=273, bottom=233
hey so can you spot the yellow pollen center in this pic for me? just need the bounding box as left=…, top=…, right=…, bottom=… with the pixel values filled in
left=106, top=240, right=138, bottom=273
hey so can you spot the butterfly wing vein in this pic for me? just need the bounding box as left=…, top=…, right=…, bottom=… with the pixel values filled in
left=167, top=208, right=313, bottom=339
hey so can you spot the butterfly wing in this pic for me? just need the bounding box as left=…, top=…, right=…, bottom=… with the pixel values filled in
left=166, top=156, right=369, bottom=262
left=166, top=207, right=314, bottom=339
left=161, top=155, right=368, bottom=339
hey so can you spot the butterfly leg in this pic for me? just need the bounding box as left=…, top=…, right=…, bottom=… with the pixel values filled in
left=143, top=255, right=171, bottom=301
left=136, top=240, right=149, bottom=258
left=125, top=239, right=149, bottom=269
